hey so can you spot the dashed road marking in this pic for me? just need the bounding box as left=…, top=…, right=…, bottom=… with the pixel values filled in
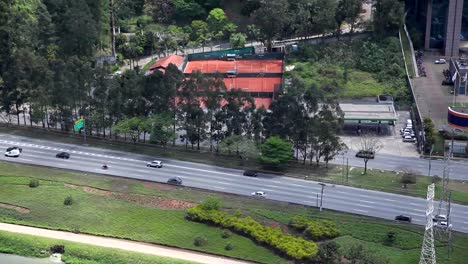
left=353, top=209, right=368, bottom=213
left=360, top=200, right=375, bottom=204
left=384, top=198, right=396, bottom=202
left=356, top=204, right=374, bottom=208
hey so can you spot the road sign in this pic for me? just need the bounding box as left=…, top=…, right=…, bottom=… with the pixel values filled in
left=74, top=118, right=84, bottom=131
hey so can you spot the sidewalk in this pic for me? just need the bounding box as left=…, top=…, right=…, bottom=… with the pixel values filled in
left=0, top=222, right=252, bottom=264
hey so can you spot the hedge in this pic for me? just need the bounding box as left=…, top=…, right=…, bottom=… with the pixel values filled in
left=186, top=206, right=318, bottom=260
left=289, top=216, right=340, bottom=240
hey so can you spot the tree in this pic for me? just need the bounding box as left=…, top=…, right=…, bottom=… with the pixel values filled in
left=206, top=8, right=236, bottom=45
left=219, top=135, right=259, bottom=163
left=190, top=20, right=209, bottom=51
left=373, top=0, right=404, bottom=36
left=246, top=24, right=261, bottom=46
left=149, top=113, right=176, bottom=150
left=260, top=136, right=292, bottom=169
left=400, top=168, right=417, bottom=188
left=335, top=0, right=364, bottom=35
left=357, top=135, right=383, bottom=174
left=112, top=117, right=146, bottom=144
left=252, top=0, right=290, bottom=51
left=144, top=0, right=174, bottom=23
left=423, top=117, right=436, bottom=152
left=230, top=33, right=247, bottom=48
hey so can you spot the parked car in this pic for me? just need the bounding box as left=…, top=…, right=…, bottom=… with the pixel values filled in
left=56, top=152, right=70, bottom=159
left=4, top=149, right=21, bottom=157
left=395, top=215, right=412, bottom=223
left=434, top=59, right=446, bottom=64
left=146, top=160, right=163, bottom=168
left=251, top=191, right=266, bottom=197
left=243, top=170, right=258, bottom=177
left=355, top=150, right=375, bottom=159
left=167, top=177, right=182, bottom=185
left=403, top=135, right=416, bottom=142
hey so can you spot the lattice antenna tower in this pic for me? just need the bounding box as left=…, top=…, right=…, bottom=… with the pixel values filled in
left=419, top=183, right=436, bottom=264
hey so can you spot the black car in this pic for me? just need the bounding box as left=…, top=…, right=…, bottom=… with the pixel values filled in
left=395, top=215, right=412, bottom=223
left=355, top=150, right=375, bottom=159
left=6, top=146, right=22, bottom=153
left=167, top=177, right=182, bottom=185
left=243, top=170, right=258, bottom=177
left=56, top=152, right=70, bottom=159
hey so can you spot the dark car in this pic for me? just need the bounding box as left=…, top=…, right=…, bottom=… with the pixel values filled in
left=167, top=177, right=182, bottom=185
left=395, top=215, right=412, bottom=223
left=56, top=152, right=70, bottom=159
left=355, top=150, right=375, bottom=159
left=243, top=170, right=258, bottom=177
left=6, top=146, right=22, bottom=153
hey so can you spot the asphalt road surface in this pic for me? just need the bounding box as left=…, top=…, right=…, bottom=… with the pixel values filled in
left=0, top=134, right=467, bottom=234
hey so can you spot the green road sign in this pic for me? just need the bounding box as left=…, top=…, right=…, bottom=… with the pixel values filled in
left=74, top=118, right=84, bottom=131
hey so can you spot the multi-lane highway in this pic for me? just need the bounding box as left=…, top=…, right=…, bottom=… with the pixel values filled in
left=0, top=133, right=467, bottom=233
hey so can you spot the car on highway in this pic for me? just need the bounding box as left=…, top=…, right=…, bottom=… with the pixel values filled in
left=4, top=148, right=21, bottom=158
left=355, top=150, right=375, bottom=159
left=395, top=215, right=412, bottom=223
left=56, top=152, right=70, bottom=159
left=251, top=191, right=266, bottom=197
left=6, top=146, right=22, bottom=153
left=167, top=177, right=182, bottom=185
left=434, top=221, right=452, bottom=229
left=434, top=58, right=446, bottom=64
left=146, top=160, right=163, bottom=168
left=433, top=214, right=447, bottom=222
left=243, top=170, right=258, bottom=177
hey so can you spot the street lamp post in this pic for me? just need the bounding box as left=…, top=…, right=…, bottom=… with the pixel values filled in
left=318, top=183, right=326, bottom=211
left=428, top=144, right=434, bottom=177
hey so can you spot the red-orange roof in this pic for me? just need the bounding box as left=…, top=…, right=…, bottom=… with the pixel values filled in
left=184, top=60, right=283, bottom=74
left=148, top=54, right=184, bottom=74
left=223, top=77, right=281, bottom=92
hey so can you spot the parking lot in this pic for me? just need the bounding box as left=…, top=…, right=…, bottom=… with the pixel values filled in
left=341, top=111, right=419, bottom=158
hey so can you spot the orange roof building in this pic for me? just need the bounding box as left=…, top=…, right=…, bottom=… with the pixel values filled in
left=147, top=54, right=184, bottom=74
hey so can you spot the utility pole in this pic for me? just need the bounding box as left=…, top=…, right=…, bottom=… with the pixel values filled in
left=346, top=158, right=349, bottom=183
left=419, top=184, right=436, bottom=264
left=83, top=118, right=87, bottom=145
left=318, top=183, right=326, bottom=211
left=428, top=145, right=434, bottom=177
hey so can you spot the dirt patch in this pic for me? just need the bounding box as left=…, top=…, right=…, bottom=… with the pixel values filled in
left=113, top=193, right=196, bottom=210
left=0, top=202, right=30, bottom=213
left=64, top=183, right=195, bottom=210
left=143, top=181, right=177, bottom=191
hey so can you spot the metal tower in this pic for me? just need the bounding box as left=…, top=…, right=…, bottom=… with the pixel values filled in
left=419, top=183, right=436, bottom=264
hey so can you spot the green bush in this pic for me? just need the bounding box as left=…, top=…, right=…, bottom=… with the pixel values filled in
left=289, top=216, right=340, bottom=240
left=187, top=206, right=318, bottom=260
left=225, top=242, right=234, bottom=251
left=221, top=230, right=232, bottom=239
left=63, top=196, right=73, bottom=206
left=200, top=197, right=221, bottom=211
left=193, top=236, right=208, bottom=247
left=29, top=179, right=39, bottom=188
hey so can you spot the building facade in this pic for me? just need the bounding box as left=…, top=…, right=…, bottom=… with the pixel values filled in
left=408, top=0, right=467, bottom=57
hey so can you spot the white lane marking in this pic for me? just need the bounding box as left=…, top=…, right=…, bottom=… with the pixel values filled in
left=410, top=203, right=420, bottom=206
left=463, top=222, right=468, bottom=225
left=353, top=209, right=368, bottom=213
left=360, top=200, right=375, bottom=204
left=408, top=212, right=422, bottom=216
left=463, top=212, right=468, bottom=215
left=18, top=158, right=33, bottom=162
left=336, top=191, right=347, bottom=194
left=359, top=194, right=373, bottom=198
left=290, top=183, right=303, bottom=187
left=384, top=199, right=396, bottom=202
left=273, top=181, right=281, bottom=183
left=136, top=169, right=149, bottom=173
left=214, top=186, right=226, bottom=190
left=23, top=154, right=44, bottom=159
left=356, top=204, right=374, bottom=208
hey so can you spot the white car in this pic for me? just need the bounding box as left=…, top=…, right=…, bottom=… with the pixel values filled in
left=434, top=59, right=446, bottom=64
left=146, top=160, right=163, bottom=168
left=5, top=149, right=21, bottom=157
left=434, top=221, right=452, bottom=229
left=403, top=135, right=416, bottom=142
left=433, top=214, right=447, bottom=222
left=251, top=191, right=266, bottom=197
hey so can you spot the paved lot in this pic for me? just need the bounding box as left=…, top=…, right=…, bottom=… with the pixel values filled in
left=341, top=111, right=419, bottom=158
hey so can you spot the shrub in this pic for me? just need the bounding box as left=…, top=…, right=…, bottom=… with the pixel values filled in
left=187, top=205, right=318, bottom=260
left=194, top=236, right=208, bottom=247
left=29, top=179, right=39, bottom=188
left=221, top=230, right=232, bottom=239
left=385, top=231, right=396, bottom=245
left=64, top=196, right=73, bottom=206
left=225, top=242, right=234, bottom=251
left=200, top=197, right=221, bottom=211
left=289, top=216, right=340, bottom=241
left=50, top=245, right=65, bottom=254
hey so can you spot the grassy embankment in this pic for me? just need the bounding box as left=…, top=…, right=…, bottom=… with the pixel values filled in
left=0, top=230, right=196, bottom=264
left=0, top=162, right=468, bottom=263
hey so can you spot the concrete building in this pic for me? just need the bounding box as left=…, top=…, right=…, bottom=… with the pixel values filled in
left=408, top=0, right=468, bottom=57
